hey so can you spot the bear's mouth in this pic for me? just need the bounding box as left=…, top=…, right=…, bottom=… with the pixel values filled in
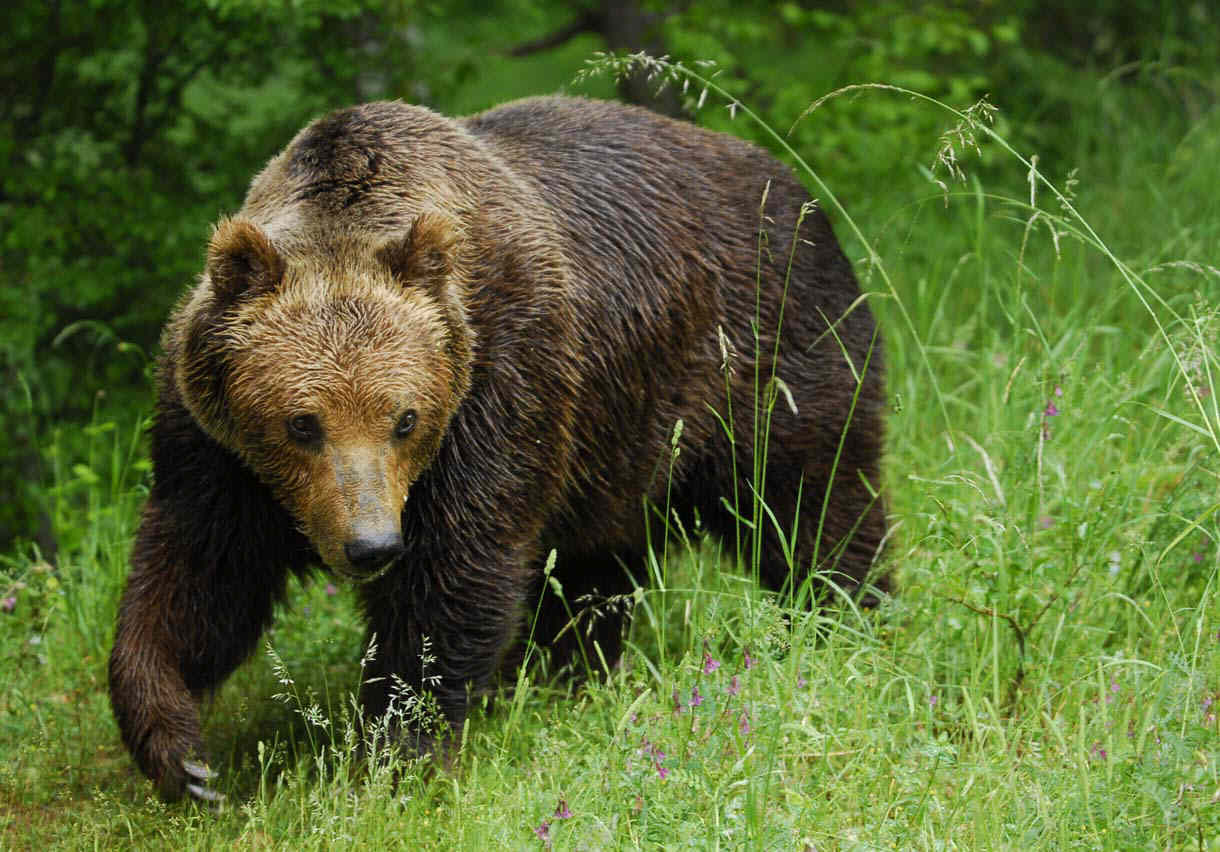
left=331, top=554, right=400, bottom=584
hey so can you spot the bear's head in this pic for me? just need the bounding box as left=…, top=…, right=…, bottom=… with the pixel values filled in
left=173, top=212, right=473, bottom=579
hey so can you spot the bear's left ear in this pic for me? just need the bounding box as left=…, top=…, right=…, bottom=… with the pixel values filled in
left=376, top=211, right=460, bottom=297
left=206, top=218, right=285, bottom=305
left=377, top=211, right=473, bottom=382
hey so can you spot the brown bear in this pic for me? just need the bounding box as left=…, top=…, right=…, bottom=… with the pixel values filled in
left=108, top=95, right=887, bottom=802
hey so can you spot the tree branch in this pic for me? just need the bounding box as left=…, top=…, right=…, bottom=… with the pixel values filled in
left=139, top=47, right=223, bottom=154
left=508, top=10, right=600, bottom=57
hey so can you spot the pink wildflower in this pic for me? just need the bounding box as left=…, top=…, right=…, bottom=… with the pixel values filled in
left=689, top=686, right=703, bottom=707
left=1, top=596, right=15, bottom=614
left=553, top=798, right=572, bottom=820
left=640, top=738, right=668, bottom=779
left=703, top=652, right=720, bottom=674
left=744, top=648, right=755, bottom=670
left=653, top=747, right=668, bottom=779
left=727, top=675, right=740, bottom=697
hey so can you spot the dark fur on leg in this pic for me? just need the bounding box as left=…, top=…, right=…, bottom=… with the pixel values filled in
left=108, top=382, right=312, bottom=800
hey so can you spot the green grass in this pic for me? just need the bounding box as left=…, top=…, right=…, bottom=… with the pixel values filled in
left=3, top=66, right=1219, bottom=850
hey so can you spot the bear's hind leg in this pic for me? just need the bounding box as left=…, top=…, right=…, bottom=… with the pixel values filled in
left=711, top=452, right=886, bottom=608
left=785, top=456, right=887, bottom=606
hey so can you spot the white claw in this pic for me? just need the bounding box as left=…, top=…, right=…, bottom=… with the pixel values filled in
left=182, top=759, right=218, bottom=781
left=187, top=782, right=225, bottom=805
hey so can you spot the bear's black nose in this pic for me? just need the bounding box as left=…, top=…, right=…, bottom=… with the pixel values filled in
left=344, top=533, right=404, bottom=574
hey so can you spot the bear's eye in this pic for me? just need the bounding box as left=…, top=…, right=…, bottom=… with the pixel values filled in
left=286, top=414, right=322, bottom=444
left=394, top=410, right=417, bottom=440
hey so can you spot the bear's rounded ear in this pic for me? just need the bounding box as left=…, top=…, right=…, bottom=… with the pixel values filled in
left=206, top=218, right=285, bottom=305
left=376, top=211, right=459, bottom=292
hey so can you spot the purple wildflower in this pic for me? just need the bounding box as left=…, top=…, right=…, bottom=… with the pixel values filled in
left=553, top=798, right=572, bottom=820
left=739, top=709, right=751, bottom=736
left=1038, top=515, right=1054, bottom=530
left=1055, top=385, right=1064, bottom=397
left=640, top=738, right=668, bottom=779
left=1, top=596, right=15, bottom=614
left=534, top=820, right=551, bottom=842
left=929, top=694, right=938, bottom=707
left=325, top=583, right=338, bottom=596
left=703, top=652, right=720, bottom=674
left=1193, top=552, right=1204, bottom=564
left=1090, top=741, right=1107, bottom=761
left=727, top=675, right=740, bottom=697
left=689, top=686, right=704, bottom=707
left=744, top=648, right=756, bottom=670
left=797, top=674, right=807, bottom=689
left=652, top=747, right=668, bottom=779
left=672, top=689, right=682, bottom=711
left=1044, top=400, right=1060, bottom=417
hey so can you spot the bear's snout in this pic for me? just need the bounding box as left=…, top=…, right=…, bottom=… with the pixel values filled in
left=343, top=531, right=404, bottom=576
left=303, top=442, right=411, bottom=576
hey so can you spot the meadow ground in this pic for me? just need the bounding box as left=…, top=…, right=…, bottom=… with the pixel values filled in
left=2, top=67, right=1218, bottom=849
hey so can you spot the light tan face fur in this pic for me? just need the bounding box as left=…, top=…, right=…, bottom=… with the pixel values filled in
left=219, top=276, right=460, bottom=577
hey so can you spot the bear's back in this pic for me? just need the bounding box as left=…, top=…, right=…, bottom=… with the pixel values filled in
left=462, top=97, right=791, bottom=276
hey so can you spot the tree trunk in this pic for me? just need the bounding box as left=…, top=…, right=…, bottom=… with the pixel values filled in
left=599, top=0, right=685, bottom=117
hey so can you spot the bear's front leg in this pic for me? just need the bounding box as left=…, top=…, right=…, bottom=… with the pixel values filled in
left=109, top=390, right=314, bottom=801
left=355, top=550, right=533, bottom=762
left=110, top=499, right=300, bottom=800
left=110, top=502, right=217, bottom=801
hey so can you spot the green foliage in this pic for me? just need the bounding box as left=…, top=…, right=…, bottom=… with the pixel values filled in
left=663, top=1, right=1014, bottom=182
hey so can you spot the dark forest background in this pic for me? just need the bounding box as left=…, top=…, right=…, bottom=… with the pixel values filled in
left=2, top=0, right=1217, bottom=556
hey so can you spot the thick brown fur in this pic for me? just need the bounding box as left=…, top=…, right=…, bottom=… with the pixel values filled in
left=109, top=96, right=887, bottom=800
